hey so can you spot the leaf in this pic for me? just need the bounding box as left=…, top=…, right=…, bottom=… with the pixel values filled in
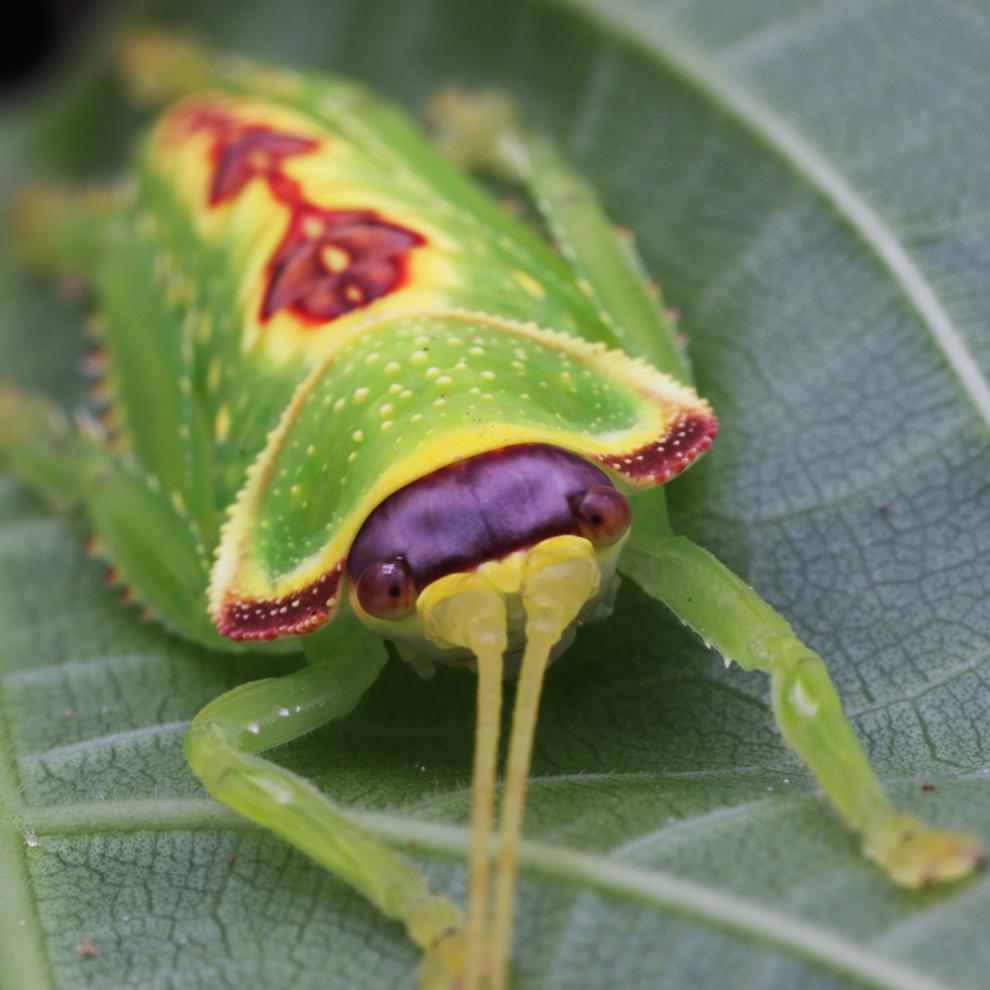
left=3, top=1, right=990, bottom=987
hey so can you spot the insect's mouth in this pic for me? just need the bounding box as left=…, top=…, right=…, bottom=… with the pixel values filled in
left=414, top=531, right=607, bottom=983
left=344, top=443, right=632, bottom=973
left=344, top=442, right=631, bottom=657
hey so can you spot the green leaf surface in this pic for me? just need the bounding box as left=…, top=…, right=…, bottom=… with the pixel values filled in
left=2, top=0, right=990, bottom=987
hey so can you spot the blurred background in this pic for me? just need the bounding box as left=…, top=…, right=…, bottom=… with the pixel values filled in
left=1, top=0, right=104, bottom=94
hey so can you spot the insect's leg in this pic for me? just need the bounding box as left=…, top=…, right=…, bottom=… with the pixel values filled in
left=491, top=537, right=600, bottom=990
left=0, top=383, right=89, bottom=512
left=623, top=533, right=987, bottom=888
left=0, top=383, right=221, bottom=646
left=13, top=183, right=122, bottom=278
left=116, top=29, right=310, bottom=109
left=114, top=29, right=219, bottom=105
left=427, top=91, right=687, bottom=379
left=185, top=614, right=466, bottom=990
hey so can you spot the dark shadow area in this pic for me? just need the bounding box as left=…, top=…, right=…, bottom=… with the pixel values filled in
left=1, top=0, right=105, bottom=94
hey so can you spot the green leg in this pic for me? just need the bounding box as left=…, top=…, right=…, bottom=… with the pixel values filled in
left=185, top=615, right=465, bottom=988
left=0, top=383, right=222, bottom=648
left=13, top=183, right=120, bottom=277
left=0, top=382, right=88, bottom=512
left=622, top=535, right=986, bottom=887
left=427, top=89, right=688, bottom=379
left=430, top=90, right=987, bottom=889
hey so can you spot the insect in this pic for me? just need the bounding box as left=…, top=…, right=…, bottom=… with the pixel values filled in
left=2, top=30, right=985, bottom=990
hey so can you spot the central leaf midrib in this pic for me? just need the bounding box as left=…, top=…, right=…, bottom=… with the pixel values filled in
left=550, top=0, right=990, bottom=431
left=6, top=796, right=950, bottom=990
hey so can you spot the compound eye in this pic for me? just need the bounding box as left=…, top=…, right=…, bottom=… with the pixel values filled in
left=570, top=485, right=632, bottom=547
left=356, top=558, right=417, bottom=619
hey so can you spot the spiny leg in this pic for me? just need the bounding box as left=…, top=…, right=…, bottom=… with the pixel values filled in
left=429, top=89, right=986, bottom=891
left=426, top=89, right=688, bottom=380
left=420, top=574, right=508, bottom=990
left=13, top=182, right=123, bottom=278
left=185, top=615, right=466, bottom=989
left=0, top=383, right=89, bottom=512
left=0, top=383, right=225, bottom=647
left=489, top=537, right=601, bottom=990
left=622, top=535, right=986, bottom=887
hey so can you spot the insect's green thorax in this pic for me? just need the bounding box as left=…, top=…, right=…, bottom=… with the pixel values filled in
left=68, top=88, right=714, bottom=645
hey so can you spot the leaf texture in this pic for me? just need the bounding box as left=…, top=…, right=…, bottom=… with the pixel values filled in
left=2, top=1, right=990, bottom=987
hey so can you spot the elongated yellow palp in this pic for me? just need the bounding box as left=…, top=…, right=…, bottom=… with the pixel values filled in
left=418, top=574, right=508, bottom=990
left=489, top=537, right=600, bottom=990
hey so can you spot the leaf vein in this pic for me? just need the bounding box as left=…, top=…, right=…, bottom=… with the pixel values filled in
left=552, top=0, right=990, bottom=429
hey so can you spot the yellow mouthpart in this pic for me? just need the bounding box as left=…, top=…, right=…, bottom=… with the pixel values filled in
left=347, top=532, right=626, bottom=669
left=354, top=533, right=615, bottom=990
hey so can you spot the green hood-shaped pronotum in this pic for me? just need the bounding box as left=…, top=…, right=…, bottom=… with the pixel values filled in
left=208, top=308, right=715, bottom=640
left=105, top=89, right=715, bottom=642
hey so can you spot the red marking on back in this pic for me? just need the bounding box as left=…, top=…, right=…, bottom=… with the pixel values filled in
left=172, top=105, right=318, bottom=205
left=211, top=129, right=317, bottom=205
left=594, top=411, right=719, bottom=485
left=168, top=102, right=424, bottom=329
left=214, top=562, right=344, bottom=641
left=262, top=206, right=423, bottom=323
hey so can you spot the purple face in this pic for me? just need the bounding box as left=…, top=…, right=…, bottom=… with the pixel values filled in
left=347, top=444, right=632, bottom=619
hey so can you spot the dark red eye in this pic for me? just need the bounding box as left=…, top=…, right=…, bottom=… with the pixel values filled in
left=355, top=558, right=417, bottom=619
left=570, top=486, right=631, bottom=547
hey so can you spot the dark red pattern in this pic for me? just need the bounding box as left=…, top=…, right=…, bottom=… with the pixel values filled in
left=262, top=206, right=423, bottom=322
left=172, top=103, right=423, bottom=326
left=215, top=562, right=344, bottom=642
left=594, top=411, right=719, bottom=484
left=211, top=129, right=318, bottom=205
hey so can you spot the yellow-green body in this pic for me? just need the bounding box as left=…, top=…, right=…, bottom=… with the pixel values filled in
left=2, top=31, right=983, bottom=990
left=57, top=81, right=713, bottom=647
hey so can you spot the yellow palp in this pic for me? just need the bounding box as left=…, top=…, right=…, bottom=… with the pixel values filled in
left=489, top=536, right=601, bottom=990
left=419, top=574, right=508, bottom=990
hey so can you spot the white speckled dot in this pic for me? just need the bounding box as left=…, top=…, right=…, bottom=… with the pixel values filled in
left=353, top=387, right=369, bottom=403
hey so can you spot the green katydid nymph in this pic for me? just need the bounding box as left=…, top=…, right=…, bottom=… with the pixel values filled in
left=2, top=30, right=985, bottom=990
